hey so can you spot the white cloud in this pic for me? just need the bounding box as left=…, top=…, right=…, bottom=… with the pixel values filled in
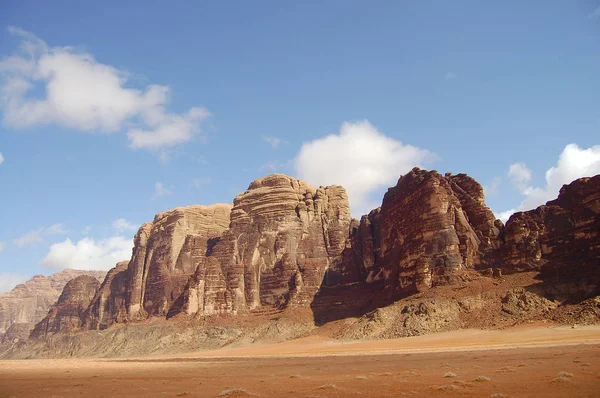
left=261, top=135, right=282, bottom=149
left=45, top=223, right=68, bottom=235
left=495, top=209, right=516, bottom=224
left=0, top=241, right=5, bottom=252
left=259, top=160, right=292, bottom=172
left=294, top=120, right=436, bottom=217
left=0, top=152, right=4, bottom=165
left=13, top=223, right=68, bottom=247
left=40, top=235, right=133, bottom=271
left=484, top=177, right=501, bottom=197
left=112, top=218, right=137, bottom=233
left=507, top=162, right=532, bottom=191
left=589, top=6, right=600, bottom=19
left=496, top=144, right=600, bottom=221
left=445, top=72, right=457, bottom=80
left=81, top=225, right=92, bottom=235
left=154, top=182, right=172, bottom=197
left=0, top=272, right=28, bottom=294
left=13, top=229, right=43, bottom=247
left=0, top=27, right=209, bottom=151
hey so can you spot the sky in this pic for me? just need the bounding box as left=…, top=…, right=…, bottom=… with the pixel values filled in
left=0, top=1, right=599, bottom=293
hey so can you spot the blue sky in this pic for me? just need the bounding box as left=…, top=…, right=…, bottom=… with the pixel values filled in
left=1, top=1, right=599, bottom=292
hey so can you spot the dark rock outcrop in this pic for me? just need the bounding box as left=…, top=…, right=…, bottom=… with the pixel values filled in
left=501, top=175, right=600, bottom=300
left=31, top=275, right=101, bottom=339
left=331, top=168, right=501, bottom=295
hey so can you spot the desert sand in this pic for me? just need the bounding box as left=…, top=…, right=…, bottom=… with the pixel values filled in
left=1, top=323, right=599, bottom=397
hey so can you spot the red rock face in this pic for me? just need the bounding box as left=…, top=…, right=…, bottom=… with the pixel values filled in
left=501, top=175, right=600, bottom=298
left=82, top=261, right=129, bottom=330
left=181, top=174, right=352, bottom=316
left=332, top=168, right=501, bottom=295
left=30, top=275, right=101, bottom=339
left=0, top=270, right=106, bottom=339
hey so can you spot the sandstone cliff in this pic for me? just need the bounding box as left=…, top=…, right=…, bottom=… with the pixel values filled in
left=30, top=275, right=100, bottom=339
left=501, top=175, right=600, bottom=300
left=0, top=270, right=106, bottom=341
left=330, top=168, right=501, bottom=294
left=181, top=174, right=352, bottom=316
left=83, top=204, right=232, bottom=329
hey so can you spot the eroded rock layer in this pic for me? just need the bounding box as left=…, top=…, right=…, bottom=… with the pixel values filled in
left=181, top=174, right=352, bottom=316
left=31, top=275, right=101, bottom=339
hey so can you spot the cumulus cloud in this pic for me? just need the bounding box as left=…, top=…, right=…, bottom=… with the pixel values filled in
left=0, top=152, right=4, bottom=164
left=13, top=223, right=68, bottom=247
left=295, top=120, right=436, bottom=216
left=40, top=235, right=133, bottom=271
left=0, top=241, right=5, bottom=252
left=112, top=218, right=137, bottom=233
left=496, top=144, right=600, bottom=222
left=261, top=135, right=282, bottom=149
left=507, top=162, right=532, bottom=191
left=0, top=272, right=28, bottom=294
left=0, top=27, right=209, bottom=151
left=154, top=182, right=172, bottom=197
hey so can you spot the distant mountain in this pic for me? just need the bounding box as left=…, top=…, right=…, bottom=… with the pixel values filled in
left=0, top=269, right=106, bottom=342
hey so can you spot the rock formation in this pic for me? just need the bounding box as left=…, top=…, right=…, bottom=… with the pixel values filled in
left=181, top=174, right=352, bottom=316
left=30, top=275, right=101, bottom=339
left=331, top=168, right=501, bottom=294
left=83, top=204, right=232, bottom=329
left=0, top=270, right=106, bottom=340
left=82, top=261, right=129, bottom=330
left=501, top=175, right=600, bottom=299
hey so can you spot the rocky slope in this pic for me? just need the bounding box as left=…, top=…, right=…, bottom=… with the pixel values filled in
left=30, top=275, right=100, bottom=339
left=0, top=270, right=106, bottom=342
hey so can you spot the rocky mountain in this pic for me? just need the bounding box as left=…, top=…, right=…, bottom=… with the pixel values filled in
left=500, top=174, right=600, bottom=300
left=0, top=270, right=106, bottom=342
left=30, top=275, right=100, bottom=339
left=330, top=169, right=502, bottom=292
left=82, top=204, right=232, bottom=329
left=2, top=170, right=598, bottom=358
left=179, top=174, right=351, bottom=317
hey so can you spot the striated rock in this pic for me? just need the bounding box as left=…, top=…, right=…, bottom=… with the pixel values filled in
left=181, top=174, right=352, bottom=316
left=30, top=275, right=100, bottom=339
left=332, top=168, right=501, bottom=295
left=82, top=262, right=129, bottom=330
left=0, top=270, right=106, bottom=339
left=127, top=204, right=232, bottom=319
left=83, top=204, right=232, bottom=329
left=501, top=175, right=600, bottom=299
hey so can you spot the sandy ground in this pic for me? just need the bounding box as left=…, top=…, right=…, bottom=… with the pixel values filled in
left=1, top=324, right=600, bottom=397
